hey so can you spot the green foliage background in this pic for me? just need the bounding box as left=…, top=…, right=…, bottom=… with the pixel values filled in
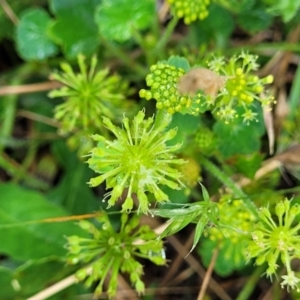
left=0, top=0, right=300, bottom=299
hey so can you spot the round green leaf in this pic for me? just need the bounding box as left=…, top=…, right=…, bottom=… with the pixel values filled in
left=15, top=258, right=78, bottom=298
left=167, top=56, right=191, bottom=72
left=95, top=0, right=155, bottom=42
left=49, top=0, right=100, bottom=58
left=238, top=2, right=273, bottom=33
left=16, top=8, right=58, bottom=60
left=213, top=107, right=265, bottom=158
left=0, top=183, right=87, bottom=261
left=166, top=113, right=199, bottom=147
left=192, top=4, right=234, bottom=48
left=199, top=238, right=247, bottom=277
left=263, top=0, right=300, bottom=22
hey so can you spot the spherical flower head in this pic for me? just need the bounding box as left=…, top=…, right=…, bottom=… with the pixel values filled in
left=207, top=52, right=275, bottom=123
left=205, top=196, right=256, bottom=269
left=167, top=0, right=211, bottom=24
left=195, top=127, right=216, bottom=155
left=177, top=156, right=201, bottom=189
left=49, top=54, right=131, bottom=134
left=139, top=62, right=203, bottom=115
left=247, top=199, right=300, bottom=291
left=87, top=110, right=185, bottom=214
left=66, top=213, right=166, bottom=298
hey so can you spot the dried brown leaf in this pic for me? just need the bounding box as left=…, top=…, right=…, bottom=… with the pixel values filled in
left=178, top=68, right=226, bottom=98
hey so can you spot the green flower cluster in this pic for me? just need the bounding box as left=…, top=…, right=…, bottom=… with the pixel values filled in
left=207, top=52, right=275, bottom=123
left=66, top=213, right=166, bottom=298
left=280, top=107, right=300, bottom=147
left=177, top=156, right=201, bottom=189
left=195, top=127, right=216, bottom=155
left=49, top=54, right=130, bottom=134
left=167, top=0, right=211, bottom=23
left=247, top=199, right=300, bottom=291
left=139, top=63, right=202, bottom=115
left=206, top=197, right=255, bottom=267
left=87, top=110, right=185, bottom=214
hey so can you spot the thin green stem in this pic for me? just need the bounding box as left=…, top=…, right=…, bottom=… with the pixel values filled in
left=0, top=79, right=20, bottom=153
left=199, top=155, right=259, bottom=218
left=98, top=33, right=147, bottom=77
left=12, top=140, right=38, bottom=184
left=271, top=186, right=300, bottom=195
left=130, top=26, right=154, bottom=66
left=155, top=16, right=179, bottom=54
left=151, top=14, right=161, bottom=42
left=0, top=63, right=38, bottom=154
left=236, top=265, right=265, bottom=300
left=0, top=153, right=49, bottom=190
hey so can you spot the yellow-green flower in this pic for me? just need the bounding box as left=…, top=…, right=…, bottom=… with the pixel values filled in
left=139, top=62, right=202, bottom=115
left=195, top=127, right=216, bottom=155
left=87, top=110, right=185, bottom=213
left=247, top=199, right=300, bottom=291
left=167, top=0, right=211, bottom=24
left=208, top=52, right=275, bottom=123
left=66, top=213, right=166, bottom=298
left=49, top=54, right=131, bottom=133
left=204, top=196, right=255, bottom=271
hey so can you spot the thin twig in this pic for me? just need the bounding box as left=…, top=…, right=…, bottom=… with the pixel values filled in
left=167, top=235, right=232, bottom=300
left=17, top=110, right=60, bottom=128
left=114, top=275, right=139, bottom=300
left=237, top=159, right=282, bottom=187
left=0, top=0, right=19, bottom=25
left=197, top=248, right=219, bottom=300
left=168, top=267, right=194, bottom=286
left=0, top=81, right=62, bottom=96
left=27, top=271, right=87, bottom=300
left=161, top=230, right=195, bottom=285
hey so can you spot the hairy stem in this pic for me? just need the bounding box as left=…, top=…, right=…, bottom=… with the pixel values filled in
left=199, top=155, right=258, bottom=218
left=236, top=265, right=265, bottom=300
left=155, top=16, right=179, bottom=54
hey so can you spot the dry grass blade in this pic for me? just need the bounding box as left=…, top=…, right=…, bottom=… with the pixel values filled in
left=0, top=0, right=19, bottom=25
left=263, top=104, right=275, bottom=155
left=17, top=110, right=60, bottom=128
left=0, top=81, right=62, bottom=96
left=167, top=235, right=232, bottom=300
left=161, top=230, right=195, bottom=285
left=197, top=248, right=219, bottom=300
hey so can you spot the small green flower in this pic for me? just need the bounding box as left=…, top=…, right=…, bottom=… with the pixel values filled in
left=66, top=213, right=166, bottom=298
left=139, top=62, right=202, bottom=115
left=49, top=54, right=131, bottom=133
left=203, top=196, right=255, bottom=272
left=247, top=199, right=300, bottom=291
left=177, top=156, right=201, bottom=189
left=207, top=52, right=275, bottom=123
left=87, top=110, right=185, bottom=213
left=281, top=272, right=300, bottom=292
left=195, top=127, right=217, bottom=155
left=167, top=0, right=211, bottom=24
